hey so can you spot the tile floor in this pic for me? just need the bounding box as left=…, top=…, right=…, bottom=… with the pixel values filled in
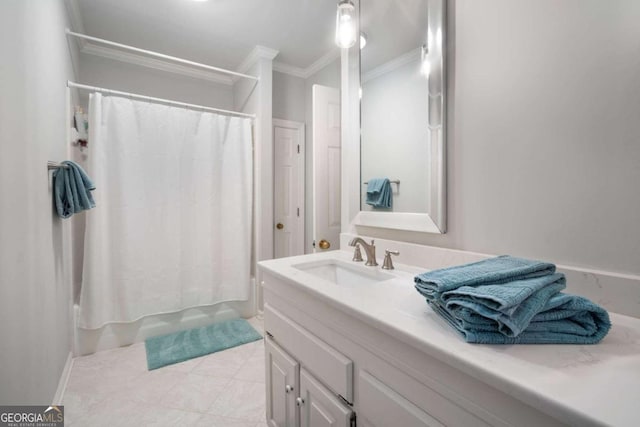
left=63, top=317, right=267, bottom=427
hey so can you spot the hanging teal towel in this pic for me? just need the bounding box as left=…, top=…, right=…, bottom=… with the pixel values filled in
left=366, top=178, right=392, bottom=208
left=415, top=256, right=611, bottom=344
left=53, top=161, right=96, bottom=218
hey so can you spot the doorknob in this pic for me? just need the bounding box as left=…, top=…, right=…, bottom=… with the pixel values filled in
left=318, top=239, right=330, bottom=249
left=276, top=223, right=284, bottom=230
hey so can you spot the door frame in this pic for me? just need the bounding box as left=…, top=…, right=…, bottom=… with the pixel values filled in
left=273, top=118, right=306, bottom=257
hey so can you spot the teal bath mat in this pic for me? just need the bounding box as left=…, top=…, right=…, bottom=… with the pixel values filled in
left=145, top=318, right=262, bottom=370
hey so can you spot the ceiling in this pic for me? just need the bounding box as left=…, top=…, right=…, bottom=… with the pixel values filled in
left=74, top=0, right=428, bottom=75
left=361, top=0, right=428, bottom=72
left=76, top=0, right=338, bottom=71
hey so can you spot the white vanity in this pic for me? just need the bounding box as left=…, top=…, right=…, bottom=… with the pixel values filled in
left=259, top=249, right=640, bottom=427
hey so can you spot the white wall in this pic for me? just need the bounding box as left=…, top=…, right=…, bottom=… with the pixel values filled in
left=304, top=59, right=341, bottom=252
left=352, top=0, right=640, bottom=276
left=273, top=71, right=305, bottom=123
left=361, top=57, right=429, bottom=213
left=0, top=0, right=76, bottom=404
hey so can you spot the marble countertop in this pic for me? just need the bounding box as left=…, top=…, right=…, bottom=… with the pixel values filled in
left=259, top=250, right=640, bottom=427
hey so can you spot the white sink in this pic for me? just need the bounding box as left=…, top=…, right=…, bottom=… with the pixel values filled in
left=293, top=259, right=394, bottom=287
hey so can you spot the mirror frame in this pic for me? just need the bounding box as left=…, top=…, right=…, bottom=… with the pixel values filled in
left=341, top=0, right=447, bottom=234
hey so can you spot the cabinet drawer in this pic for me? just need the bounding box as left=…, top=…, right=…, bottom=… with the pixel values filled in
left=359, top=370, right=444, bottom=427
left=359, top=369, right=492, bottom=427
left=265, top=304, right=353, bottom=402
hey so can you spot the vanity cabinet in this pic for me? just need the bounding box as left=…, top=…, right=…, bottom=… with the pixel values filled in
left=261, top=268, right=569, bottom=427
left=265, top=312, right=355, bottom=427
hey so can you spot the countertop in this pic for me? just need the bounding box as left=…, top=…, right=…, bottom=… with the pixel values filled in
left=259, top=250, right=640, bottom=427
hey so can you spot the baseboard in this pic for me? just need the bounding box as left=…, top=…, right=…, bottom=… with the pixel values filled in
left=52, top=352, right=74, bottom=405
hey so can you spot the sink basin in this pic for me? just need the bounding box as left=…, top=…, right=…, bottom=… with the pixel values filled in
left=293, top=259, right=394, bottom=287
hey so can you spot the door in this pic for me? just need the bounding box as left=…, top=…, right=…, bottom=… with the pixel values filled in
left=274, top=119, right=305, bottom=258
left=299, top=368, right=353, bottom=427
left=312, top=85, right=341, bottom=252
left=266, top=337, right=300, bottom=427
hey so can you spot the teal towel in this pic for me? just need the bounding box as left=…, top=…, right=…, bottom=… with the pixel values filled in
left=53, top=161, right=95, bottom=218
left=443, top=273, right=567, bottom=337
left=415, top=256, right=611, bottom=344
left=429, top=293, right=611, bottom=344
left=414, top=255, right=556, bottom=301
left=366, top=178, right=392, bottom=208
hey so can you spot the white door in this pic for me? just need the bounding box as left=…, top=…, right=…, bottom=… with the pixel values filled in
left=299, top=368, right=353, bottom=427
left=274, top=119, right=305, bottom=259
left=312, top=85, right=341, bottom=252
left=266, top=337, right=299, bottom=427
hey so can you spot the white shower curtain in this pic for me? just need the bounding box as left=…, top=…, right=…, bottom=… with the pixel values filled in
left=78, top=93, right=253, bottom=329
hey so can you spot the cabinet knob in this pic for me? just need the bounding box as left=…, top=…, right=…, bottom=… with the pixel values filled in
left=276, top=223, right=284, bottom=230
left=285, top=384, right=294, bottom=394
left=296, top=397, right=304, bottom=407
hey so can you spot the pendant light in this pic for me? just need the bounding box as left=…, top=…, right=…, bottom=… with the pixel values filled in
left=335, top=0, right=357, bottom=48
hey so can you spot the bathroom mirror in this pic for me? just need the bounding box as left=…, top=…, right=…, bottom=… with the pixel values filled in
left=353, top=0, right=446, bottom=233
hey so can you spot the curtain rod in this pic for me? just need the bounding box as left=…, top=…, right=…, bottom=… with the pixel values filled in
left=68, top=81, right=256, bottom=119
left=66, top=29, right=259, bottom=82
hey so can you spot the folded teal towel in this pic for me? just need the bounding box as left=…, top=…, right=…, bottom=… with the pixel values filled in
left=429, top=293, right=611, bottom=344
left=414, top=255, right=556, bottom=301
left=443, top=273, right=567, bottom=337
left=366, top=178, right=392, bottom=209
left=53, top=161, right=96, bottom=218
left=415, top=256, right=611, bottom=344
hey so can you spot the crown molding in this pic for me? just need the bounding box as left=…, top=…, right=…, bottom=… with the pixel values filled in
left=234, top=45, right=280, bottom=80
left=65, top=0, right=87, bottom=49
left=82, top=42, right=235, bottom=85
left=303, top=48, right=341, bottom=78
left=273, top=48, right=340, bottom=80
left=362, top=47, right=421, bottom=83
left=272, top=61, right=307, bottom=79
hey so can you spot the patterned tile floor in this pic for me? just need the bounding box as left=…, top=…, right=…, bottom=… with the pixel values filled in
left=63, top=317, right=267, bottom=427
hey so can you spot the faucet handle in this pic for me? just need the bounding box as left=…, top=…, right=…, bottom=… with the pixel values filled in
left=352, top=245, right=363, bottom=262
left=381, top=249, right=400, bottom=270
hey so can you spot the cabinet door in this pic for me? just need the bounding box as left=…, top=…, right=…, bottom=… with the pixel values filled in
left=299, top=368, right=353, bottom=427
left=266, top=337, right=299, bottom=427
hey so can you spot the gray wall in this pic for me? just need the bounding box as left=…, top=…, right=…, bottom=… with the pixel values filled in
left=79, top=55, right=235, bottom=109
left=273, top=71, right=306, bottom=123
left=357, top=0, right=640, bottom=276
left=0, top=0, right=77, bottom=404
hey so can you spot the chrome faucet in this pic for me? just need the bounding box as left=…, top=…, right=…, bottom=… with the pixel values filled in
left=349, top=237, right=378, bottom=266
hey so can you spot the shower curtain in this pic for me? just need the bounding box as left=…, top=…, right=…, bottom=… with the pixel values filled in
left=78, top=93, right=253, bottom=329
